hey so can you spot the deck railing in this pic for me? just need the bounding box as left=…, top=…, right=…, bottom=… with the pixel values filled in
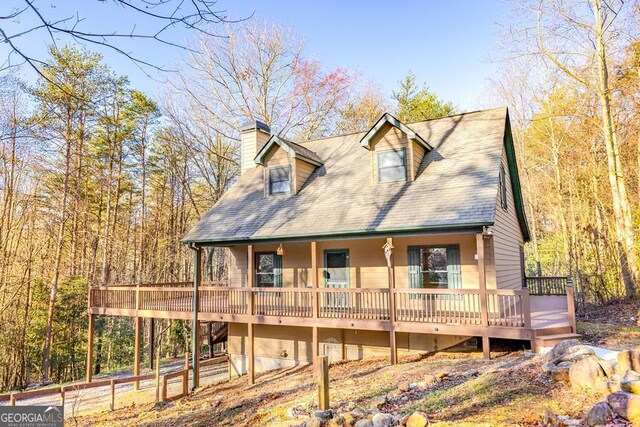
left=525, top=276, right=568, bottom=296
left=90, top=285, right=535, bottom=328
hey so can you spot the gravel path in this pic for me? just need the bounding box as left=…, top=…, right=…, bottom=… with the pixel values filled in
left=0, top=358, right=229, bottom=418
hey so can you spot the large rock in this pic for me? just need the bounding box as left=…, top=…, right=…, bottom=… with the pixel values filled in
left=586, top=402, right=614, bottom=426
left=397, top=381, right=410, bottom=393
left=371, top=413, right=394, bottom=427
left=354, top=420, right=374, bottom=427
left=405, top=412, right=428, bottom=427
left=618, top=351, right=640, bottom=374
left=306, top=418, right=323, bottom=427
left=607, top=391, right=640, bottom=422
left=621, top=370, right=640, bottom=395
left=547, top=339, right=582, bottom=360
left=569, top=357, right=605, bottom=390
left=557, top=345, right=596, bottom=363
left=543, top=360, right=573, bottom=382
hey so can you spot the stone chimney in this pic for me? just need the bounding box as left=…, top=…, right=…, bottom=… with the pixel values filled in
left=240, top=120, right=271, bottom=174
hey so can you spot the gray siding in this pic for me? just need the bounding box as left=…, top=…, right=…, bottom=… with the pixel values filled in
left=493, top=148, right=524, bottom=290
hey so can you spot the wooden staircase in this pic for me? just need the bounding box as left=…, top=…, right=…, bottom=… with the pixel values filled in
left=534, top=325, right=581, bottom=350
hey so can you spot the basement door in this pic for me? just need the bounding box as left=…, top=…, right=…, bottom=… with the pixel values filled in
left=323, top=249, right=350, bottom=309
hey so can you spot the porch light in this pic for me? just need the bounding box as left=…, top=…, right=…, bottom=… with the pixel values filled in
left=482, top=226, right=493, bottom=238
left=277, top=244, right=285, bottom=256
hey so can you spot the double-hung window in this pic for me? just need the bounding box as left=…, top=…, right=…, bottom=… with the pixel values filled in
left=408, top=245, right=461, bottom=289
left=377, top=148, right=406, bottom=182
left=254, top=252, right=282, bottom=288
left=269, top=166, right=291, bottom=195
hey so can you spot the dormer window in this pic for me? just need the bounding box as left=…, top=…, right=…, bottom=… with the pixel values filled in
left=269, top=166, right=291, bottom=195
left=377, top=149, right=407, bottom=183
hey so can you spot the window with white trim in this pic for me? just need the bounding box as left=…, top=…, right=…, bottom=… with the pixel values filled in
left=377, top=148, right=406, bottom=183
left=269, top=166, right=291, bottom=195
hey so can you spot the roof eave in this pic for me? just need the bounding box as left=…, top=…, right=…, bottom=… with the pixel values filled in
left=180, top=222, right=490, bottom=246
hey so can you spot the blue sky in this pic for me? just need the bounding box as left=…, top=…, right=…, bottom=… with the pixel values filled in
left=3, top=1, right=509, bottom=110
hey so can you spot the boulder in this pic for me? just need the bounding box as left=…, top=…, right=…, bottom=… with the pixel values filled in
left=464, top=369, right=480, bottom=378
left=397, top=381, right=410, bottom=392
left=405, top=411, right=428, bottom=427
left=547, top=339, right=581, bottom=360
left=620, top=370, right=640, bottom=395
left=423, top=374, right=438, bottom=385
left=351, top=408, right=366, bottom=418
left=569, top=357, right=605, bottom=390
left=342, top=413, right=356, bottom=427
left=354, top=420, right=374, bottom=427
left=557, top=345, right=596, bottom=363
left=607, top=391, right=640, bottom=422
left=328, top=416, right=346, bottom=427
left=372, top=396, right=388, bottom=408
left=306, top=418, right=323, bottom=427
left=435, top=372, right=449, bottom=379
left=618, top=351, right=640, bottom=374
left=543, top=360, right=573, bottom=382
left=585, top=402, right=614, bottom=427
left=596, top=359, right=616, bottom=378
left=371, top=413, right=395, bottom=427
left=315, top=410, right=333, bottom=422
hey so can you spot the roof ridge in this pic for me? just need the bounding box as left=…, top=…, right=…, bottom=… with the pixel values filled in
left=295, top=106, right=507, bottom=145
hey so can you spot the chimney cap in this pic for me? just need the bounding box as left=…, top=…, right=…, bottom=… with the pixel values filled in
left=241, top=120, right=270, bottom=134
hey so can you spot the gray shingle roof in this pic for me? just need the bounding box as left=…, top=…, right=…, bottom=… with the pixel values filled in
left=182, top=107, right=515, bottom=245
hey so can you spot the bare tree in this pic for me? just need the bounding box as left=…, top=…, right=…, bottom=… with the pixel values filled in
left=0, top=1, right=238, bottom=82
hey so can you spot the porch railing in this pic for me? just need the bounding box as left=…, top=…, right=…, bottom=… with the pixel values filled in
left=525, top=276, right=568, bottom=296
left=90, top=286, right=532, bottom=328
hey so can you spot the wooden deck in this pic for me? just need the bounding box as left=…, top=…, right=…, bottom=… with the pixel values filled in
left=88, top=280, right=573, bottom=341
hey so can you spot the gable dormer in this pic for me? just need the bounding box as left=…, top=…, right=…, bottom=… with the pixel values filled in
left=254, top=136, right=323, bottom=195
left=360, top=113, right=431, bottom=183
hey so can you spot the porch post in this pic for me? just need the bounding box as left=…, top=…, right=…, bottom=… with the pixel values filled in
left=148, top=318, right=155, bottom=370
left=384, top=238, right=397, bottom=365
left=247, top=244, right=255, bottom=385
left=134, top=316, right=142, bottom=390
left=86, top=313, right=94, bottom=383
left=192, top=246, right=202, bottom=390
left=566, top=276, right=576, bottom=333
left=311, top=242, right=319, bottom=371
left=476, top=233, right=490, bottom=360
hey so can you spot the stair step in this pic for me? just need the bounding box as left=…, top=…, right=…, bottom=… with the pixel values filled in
left=535, top=333, right=582, bottom=348
left=534, top=326, right=573, bottom=337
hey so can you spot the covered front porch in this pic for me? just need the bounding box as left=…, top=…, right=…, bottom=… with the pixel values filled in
left=87, top=232, right=577, bottom=387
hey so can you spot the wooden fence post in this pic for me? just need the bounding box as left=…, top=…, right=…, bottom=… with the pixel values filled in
left=155, top=349, right=161, bottom=404
left=183, top=352, right=189, bottom=396
left=60, top=390, right=65, bottom=407
left=110, top=379, right=115, bottom=411
left=10, top=394, right=15, bottom=406
left=316, top=355, right=329, bottom=411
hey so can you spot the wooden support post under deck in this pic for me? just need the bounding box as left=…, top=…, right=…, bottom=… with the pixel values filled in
left=134, top=316, right=142, bottom=390
left=476, top=233, right=490, bottom=360
left=148, top=318, right=155, bottom=370
left=86, top=313, right=94, bottom=383
left=208, top=322, right=214, bottom=358
left=192, top=246, right=202, bottom=390
left=247, top=244, right=255, bottom=385
left=386, top=238, right=397, bottom=365
left=311, top=242, right=319, bottom=372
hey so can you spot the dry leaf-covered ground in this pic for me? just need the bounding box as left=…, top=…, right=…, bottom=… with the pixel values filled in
left=69, top=320, right=639, bottom=427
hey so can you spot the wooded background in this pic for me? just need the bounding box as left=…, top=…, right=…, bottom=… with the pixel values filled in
left=1, top=0, right=639, bottom=391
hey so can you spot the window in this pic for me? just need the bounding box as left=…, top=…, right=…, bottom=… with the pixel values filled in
left=499, top=165, right=507, bottom=210
left=269, top=166, right=291, bottom=195
left=254, top=252, right=282, bottom=287
left=408, top=246, right=461, bottom=289
left=377, top=149, right=406, bottom=182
